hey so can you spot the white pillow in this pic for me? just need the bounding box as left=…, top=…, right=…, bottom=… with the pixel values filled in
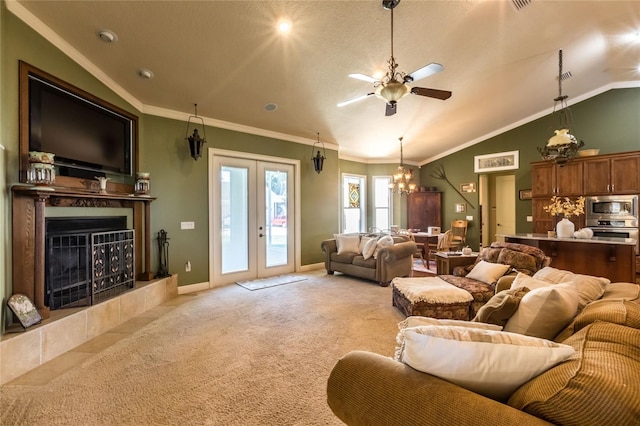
left=527, top=268, right=610, bottom=311
left=466, top=260, right=511, bottom=284
left=503, top=283, right=579, bottom=340
left=395, top=317, right=503, bottom=361
left=373, top=235, right=394, bottom=259
left=399, top=325, right=575, bottom=401
left=358, top=236, right=374, bottom=254
left=333, top=233, right=360, bottom=255
left=362, top=238, right=377, bottom=260
left=510, top=272, right=553, bottom=291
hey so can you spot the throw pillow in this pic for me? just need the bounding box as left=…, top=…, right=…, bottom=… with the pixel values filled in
left=395, top=317, right=503, bottom=361
left=362, top=237, right=377, bottom=260
left=466, top=260, right=511, bottom=284
left=496, top=248, right=537, bottom=275
left=358, top=236, right=375, bottom=254
left=510, top=272, right=551, bottom=291
left=373, top=235, right=394, bottom=259
left=503, top=283, right=579, bottom=340
left=333, top=233, right=360, bottom=255
left=528, top=268, right=610, bottom=311
left=472, top=287, right=530, bottom=326
left=399, top=325, right=575, bottom=401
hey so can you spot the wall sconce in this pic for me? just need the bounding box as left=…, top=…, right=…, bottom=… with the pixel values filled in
left=312, top=132, right=326, bottom=173
left=184, top=104, right=207, bottom=160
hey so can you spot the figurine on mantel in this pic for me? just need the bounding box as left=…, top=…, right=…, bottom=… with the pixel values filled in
left=95, top=176, right=110, bottom=193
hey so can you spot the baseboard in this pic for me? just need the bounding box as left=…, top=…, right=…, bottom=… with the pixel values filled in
left=178, top=281, right=210, bottom=294
left=299, top=263, right=324, bottom=272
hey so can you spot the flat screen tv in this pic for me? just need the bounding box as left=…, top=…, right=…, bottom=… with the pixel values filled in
left=19, top=61, right=137, bottom=182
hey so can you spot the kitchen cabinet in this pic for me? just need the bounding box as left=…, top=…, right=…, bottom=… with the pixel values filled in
left=531, top=161, right=583, bottom=197
left=407, top=192, right=441, bottom=232
left=583, top=154, right=640, bottom=195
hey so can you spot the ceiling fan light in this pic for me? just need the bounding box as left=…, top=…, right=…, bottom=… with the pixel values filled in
left=379, top=81, right=410, bottom=102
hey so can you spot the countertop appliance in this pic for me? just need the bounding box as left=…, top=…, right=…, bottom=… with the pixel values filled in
left=586, top=194, right=639, bottom=254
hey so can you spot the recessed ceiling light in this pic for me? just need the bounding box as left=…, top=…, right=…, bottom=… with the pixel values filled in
left=277, top=20, right=292, bottom=34
left=137, top=68, right=154, bottom=79
left=264, top=103, right=278, bottom=112
left=97, top=30, right=118, bottom=43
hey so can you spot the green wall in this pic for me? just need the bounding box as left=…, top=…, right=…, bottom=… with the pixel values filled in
left=0, top=1, right=6, bottom=329
left=420, top=88, right=640, bottom=250
left=0, top=7, right=340, bottom=302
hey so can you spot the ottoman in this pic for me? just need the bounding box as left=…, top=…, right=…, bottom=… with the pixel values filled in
left=391, top=276, right=474, bottom=320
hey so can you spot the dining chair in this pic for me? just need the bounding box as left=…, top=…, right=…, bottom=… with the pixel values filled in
left=450, top=219, right=468, bottom=250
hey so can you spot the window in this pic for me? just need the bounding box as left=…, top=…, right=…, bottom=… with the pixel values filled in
left=373, top=176, right=392, bottom=232
left=342, top=174, right=366, bottom=233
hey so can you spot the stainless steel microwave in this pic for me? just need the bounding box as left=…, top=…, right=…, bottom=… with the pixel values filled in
left=585, top=195, right=638, bottom=227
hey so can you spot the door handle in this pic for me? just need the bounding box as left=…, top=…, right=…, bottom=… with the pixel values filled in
left=259, top=233, right=264, bottom=238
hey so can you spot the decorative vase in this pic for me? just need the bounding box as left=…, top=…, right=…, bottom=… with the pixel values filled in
left=556, top=217, right=575, bottom=238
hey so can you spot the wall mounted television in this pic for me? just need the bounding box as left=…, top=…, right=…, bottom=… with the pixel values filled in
left=19, top=61, right=138, bottom=185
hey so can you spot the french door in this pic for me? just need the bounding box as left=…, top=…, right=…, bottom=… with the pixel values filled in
left=211, top=154, right=295, bottom=285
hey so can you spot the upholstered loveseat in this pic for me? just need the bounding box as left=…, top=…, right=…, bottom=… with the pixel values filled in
left=327, top=269, right=640, bottom=425
left=321, top=234, right=416, bottom=286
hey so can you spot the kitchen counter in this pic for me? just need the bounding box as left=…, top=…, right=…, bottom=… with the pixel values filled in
left=499, top=233, right=637, bottom=246
left=500, top=234, right=637, bottom=283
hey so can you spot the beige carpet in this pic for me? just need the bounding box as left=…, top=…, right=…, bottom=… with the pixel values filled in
left=1, top=270, right=404, bottom=425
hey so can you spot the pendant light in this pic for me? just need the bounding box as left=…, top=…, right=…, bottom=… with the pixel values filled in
left=184, top=104, right=207, bottom=160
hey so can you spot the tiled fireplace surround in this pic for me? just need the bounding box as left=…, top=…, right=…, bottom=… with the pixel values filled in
left=1, top=186, right=176, bottom=385
left=0, top=275, right=178, bottom=384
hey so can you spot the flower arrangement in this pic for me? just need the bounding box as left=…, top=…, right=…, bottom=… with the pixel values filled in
left=543, top=196, right=585, bottom=218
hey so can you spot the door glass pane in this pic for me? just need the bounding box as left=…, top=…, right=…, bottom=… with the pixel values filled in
left=265, top=169, right=288, bottom=267
left=373, top=176, right=392, bottom=231
left=221, top=166, right=249, bottom=274
left=343, top=175, right=365, bottom=233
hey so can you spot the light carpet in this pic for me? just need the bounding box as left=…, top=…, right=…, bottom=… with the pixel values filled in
left=236, top=274, right=307, bottom=291
left=0, top=270, right=404, bottom=425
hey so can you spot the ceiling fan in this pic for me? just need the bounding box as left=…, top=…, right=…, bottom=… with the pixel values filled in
left=337, top=0, right=452, bottom=116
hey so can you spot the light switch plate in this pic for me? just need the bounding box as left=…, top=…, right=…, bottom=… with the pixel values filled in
left=526, top=216, right=533, bottom=222
left=181, top=221, right=195, bottom=230
left=466, top=216, right=473, bottom=221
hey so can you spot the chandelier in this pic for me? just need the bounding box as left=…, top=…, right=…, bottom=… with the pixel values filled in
left=537, top=50, right=584, bottom=166
left=389, top=137, right=416, bottom=195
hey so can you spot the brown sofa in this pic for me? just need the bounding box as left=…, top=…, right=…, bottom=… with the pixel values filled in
left=321, top=235, right=416, bottom=286
left=327, top=281, right=640, bottom=425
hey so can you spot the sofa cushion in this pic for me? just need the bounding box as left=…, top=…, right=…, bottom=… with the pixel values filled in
left=496, top=248, right=537, bottom=275
left=472, top=287, right=530, bottom=326
left=503, top=283, right=579, bottom=340
left=573, top=298, right=640, bottom=332
left=399, top=325, right=575, bottom=401
left=528, top=268, right=610, bottom=311
left=352, top=255, right=376, bottom=269
left=466, top=260, right=510, bottom=285
left=508, top=321, right=640, bottom=426
left=333, top=233, right=361, bottom=255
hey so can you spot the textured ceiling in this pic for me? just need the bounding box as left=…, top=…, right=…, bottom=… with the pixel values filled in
left=9, top=0, right=640, bottom=164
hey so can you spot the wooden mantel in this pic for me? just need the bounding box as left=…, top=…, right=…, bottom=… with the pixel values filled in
left=11, top=185, right=156, bottom=319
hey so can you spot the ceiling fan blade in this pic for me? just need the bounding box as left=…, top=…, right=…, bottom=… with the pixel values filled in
left=405, top=63, right=444, bottom=83
left=348, top=73, right=379, bottom=83
left=337, top=92, right=375, bottom=107
left=385, top=102, right=397, bottom=116
left=410, top=87, right=452, bottom=100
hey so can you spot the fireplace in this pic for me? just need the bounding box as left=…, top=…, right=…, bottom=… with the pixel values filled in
left=45, top=217, right=134, bottom=310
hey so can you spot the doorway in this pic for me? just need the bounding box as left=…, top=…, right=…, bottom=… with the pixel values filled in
left=480, top=173, right=515, bottom=246
left=210, top=150, right=299, bottom=286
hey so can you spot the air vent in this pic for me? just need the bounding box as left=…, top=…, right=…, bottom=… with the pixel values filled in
left=511, top=0, right=532, bottom=11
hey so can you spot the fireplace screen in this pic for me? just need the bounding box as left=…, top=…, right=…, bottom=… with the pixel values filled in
left=92, top=230, right=135, bottom=305
left=46, top=226, right=134, bottom=310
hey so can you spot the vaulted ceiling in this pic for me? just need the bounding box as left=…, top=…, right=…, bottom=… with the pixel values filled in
left=8, top=0, right=640, bottom=164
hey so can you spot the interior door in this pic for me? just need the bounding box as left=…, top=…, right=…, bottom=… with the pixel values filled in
left=211, top=156, right=294, bottom=285
left=495, top=174, right=516, bottom=241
